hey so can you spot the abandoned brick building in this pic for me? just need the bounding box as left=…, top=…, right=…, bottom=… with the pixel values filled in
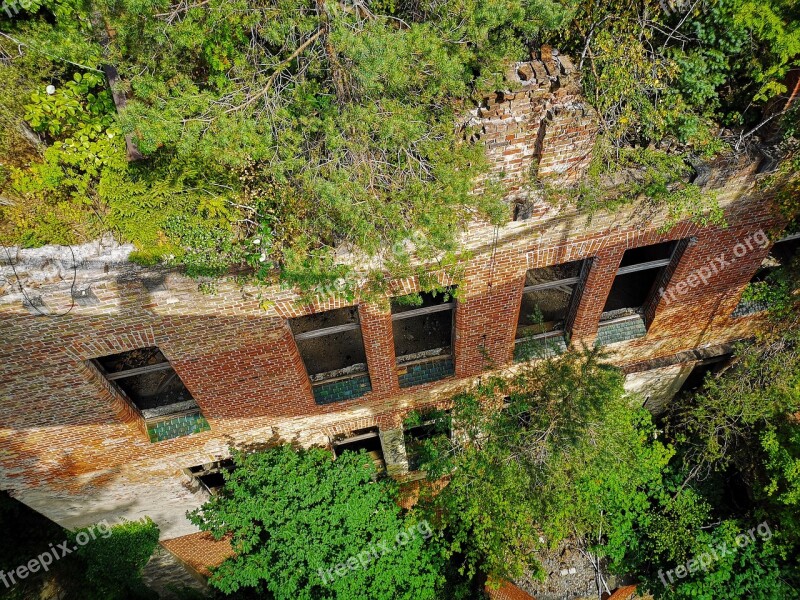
left=1, top=51, right=797, bottom=580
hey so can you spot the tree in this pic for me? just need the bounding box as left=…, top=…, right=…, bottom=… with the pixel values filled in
left=6, top=0, right=795, bottom=292
left=0, top=496, right=159, bottom=600
left=188, top=445, right=444, bottom=600
left=0, top=0, right=571, bottom=292
left=65, top=518, right=160, bottom=600
left=543, top=0, right=800, bottom=228
left=626, top=330, right=800, bottom=597
left=666, top=332, right=800, bottom=467
left=416, top=347, right=673, bottom=586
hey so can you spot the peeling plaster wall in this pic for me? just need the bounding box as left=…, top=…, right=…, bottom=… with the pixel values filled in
left=624, top=363, right=695, bottom=414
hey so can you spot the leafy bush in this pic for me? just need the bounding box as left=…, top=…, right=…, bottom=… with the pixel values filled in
left=417, top=347, right=673, bottom=584
left=189, top=445, right=444, bottom=600
left=64, top=518, right=160, bottom=600
left=627, top=331, right=800, bottom=596
left=5, top=0, right=794, bottom=288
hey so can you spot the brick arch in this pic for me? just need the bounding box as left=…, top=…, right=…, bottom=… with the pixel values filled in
left=65, top=325, right=158, bottom=361
left=320, top=415, right=383, bottom=440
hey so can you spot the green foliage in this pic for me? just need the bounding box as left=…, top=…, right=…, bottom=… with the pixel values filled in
left=392, top=285, right=458, bottom=309
left=688, top=0, right=800, bottom=120
left=127, top=248, right=164, bottom=267
left=1, top=67, right=124, bottom=246
left=24, top=72, right=115, bottom=137
left=761, top=425, right=800, bottom=508
left=79, top=0, right=526, bottom=286
left=637, top=486, right=711, bottom=565
left=552, top=141, right=726, bottom=230
left=740, top=261, right=799, bottom=321
left=759, top=423, right=800, bottom=553
left=66, top=518, right=160, bottom=600
left=414, top=337, right=800, bottom=595
left=1, top=0, right=797, bottom=290
left=552, top=0, right=800, bottom=133
left=188, top=445, right=444, bottom=599
left=604, top=148, right=725, bottom=229
left=418, top=347, right=673, bottom=582
left=403, top=407, right=451, bottom=431
left=654, top=520, right=791, bottom=600
left=625, top=332, right=800, bottom=597
left=544, top=0, right=798, bottom=226
left=164, top=215, right=244, bottom=277
left=666, top=335, right=800, bottom=469
left=3, top=0, right=546, bottom=286
left=0, top=63, right=40, bottom=169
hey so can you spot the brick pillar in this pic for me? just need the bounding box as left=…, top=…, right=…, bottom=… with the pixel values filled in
left=569, top=246, right=626, bottom=344
left=454, top=273, right=523, bottom=379
left=536, top=104, right=599, bottom=186
left=279, top=325, right=318, bottom=408
left=358, top=302, right=400, bottom=395
left=642, top=238, right=691, bottom=327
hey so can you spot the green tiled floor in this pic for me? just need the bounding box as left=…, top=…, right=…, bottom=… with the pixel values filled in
left=595, top=316, right=647, bottom=346
left=147, top=412, right=210, bottom=442
left=398, top=358, right=454, bottom=388
left=313, top=374, right=372, bottom=405
left=513, top=334, right=568, bottom=362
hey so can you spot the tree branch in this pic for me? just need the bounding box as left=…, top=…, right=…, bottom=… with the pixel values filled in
left=0, top=32, right=104, bottom=73
left=224, top=28, right=324, bottom=115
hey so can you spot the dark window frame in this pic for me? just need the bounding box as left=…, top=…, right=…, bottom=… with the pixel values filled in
left=331, top=428, right=386, bottom=473
left=90, top=346, right=197, bottom=417
left=515, top=259, right=587, bottom=347
left=601, top=240, right=684, bottom=325
left=751, top=232, right=800, bottom=283
left=403, top=410, right=452, bottom=471
left=289, top=306, right=371, bottom=385
left=185, top=459, right=234, bottom=495
left=390, top=292, right=456, bottom=366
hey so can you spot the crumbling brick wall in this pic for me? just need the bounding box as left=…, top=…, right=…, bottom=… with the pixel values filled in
left=465, top=47, right=600, bottom=214
left=0, top=51, right=785, bottom=575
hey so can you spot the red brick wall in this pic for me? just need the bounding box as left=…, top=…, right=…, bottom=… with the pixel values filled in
left=468, top=51, right=597, bottom=200
left=1, top=176, right=780, bottom=530
left=359, top=302, right=399, bottom=396
left=0, top=53, right=786, bottom=572
left=161, top=532, right=234, bottom=578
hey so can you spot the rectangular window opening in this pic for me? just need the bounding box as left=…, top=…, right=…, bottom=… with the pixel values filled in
left=516, top=260, right=584, bottom=341
left=290, top=307, right=370, bottom=384
left=186, top=459, right=234, bottom=495
left=92, top=346, right=196, bottom=416
left=391, top=291, right=455, bottom=364
left=403, top=410, right=451, bottom=471
left=332, top=428, right=385, bottom=473
left=602, top=241, right=679, bottom=321
left=752, top=234, right=800, bottom=284
left=392, top=289, right=456, bottom=388
left=677, top=354, right=733, bottom=397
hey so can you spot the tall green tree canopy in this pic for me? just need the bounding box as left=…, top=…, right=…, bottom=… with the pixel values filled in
left=1, top=0, right=569, bottom=289
left=415, top=348, right=674, bottom=585
left=1, top=0, right=797, bottom=290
